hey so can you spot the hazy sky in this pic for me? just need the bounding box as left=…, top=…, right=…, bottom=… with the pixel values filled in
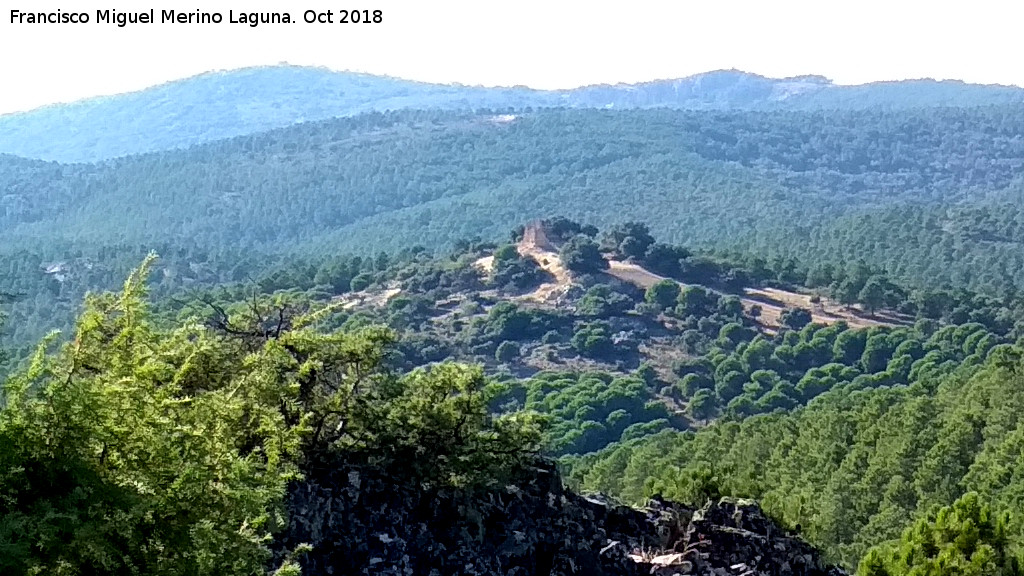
left=1, top=0, right=1021, bottom=114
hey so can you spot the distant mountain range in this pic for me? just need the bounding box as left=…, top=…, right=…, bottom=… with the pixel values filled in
left=3, top=66, right=1024, bottom=163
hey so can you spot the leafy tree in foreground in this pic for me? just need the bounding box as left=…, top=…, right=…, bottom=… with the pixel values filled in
left=0, top=256, right=298, bottom=576
left=0, top=258, right=544, bottom=575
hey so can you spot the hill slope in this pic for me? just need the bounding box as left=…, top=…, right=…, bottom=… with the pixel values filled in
left=3, top=105, right=1024, bottom=352
left=3, top=66, right=1024, bottom=162
left=3, top=106, right=1023, bottom=289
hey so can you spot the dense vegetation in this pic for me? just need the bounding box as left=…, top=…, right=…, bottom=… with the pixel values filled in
left=4, top=104, right=1024, bottom=354
left=0, top=261, right=543, bottom=574
left=5, top=73, right=1024, bottom=575
left=564, top=338, right=1024, bottom=570
left=4, top=236, right=1024, bottom=574
left=859, top=492, right=1023, bottom=576
left=495, top=370, right=675, bottom=456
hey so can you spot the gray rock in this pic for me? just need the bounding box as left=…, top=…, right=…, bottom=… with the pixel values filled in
left=275, top=459, right=845, bottom=576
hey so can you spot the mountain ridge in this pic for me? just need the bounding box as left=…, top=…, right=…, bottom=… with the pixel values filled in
left=4, top=66, right=820, bottom=118
left=4, top=65, right=1024, bottom=163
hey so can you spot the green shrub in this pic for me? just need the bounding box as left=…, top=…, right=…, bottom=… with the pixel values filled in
left=496, top=340, right=521, bottom=363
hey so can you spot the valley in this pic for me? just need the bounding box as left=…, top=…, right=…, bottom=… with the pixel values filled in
left=2, top=68, right=1024, bottom=576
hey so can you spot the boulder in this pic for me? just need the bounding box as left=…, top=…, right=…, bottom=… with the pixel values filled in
left=275, top=458, right=846, bottom=576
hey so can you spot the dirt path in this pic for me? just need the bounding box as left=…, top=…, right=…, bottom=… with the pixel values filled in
left=473, top=224, right=575, bottom=304
left=333, top=286, right=401, bottom=310
left=486, top=222, right=904, bottom=331
left=473, top=255, right=495, bottom=274
left=517, top=241, right=572, bottom=303
left=743, top=287, right=896, bottom=330
left=606, top=260, right=667, bottom=288
left=605, top=256, right=899, bottom=331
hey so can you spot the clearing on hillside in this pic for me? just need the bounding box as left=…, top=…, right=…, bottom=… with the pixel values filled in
left=473, top=221, right=575, bottom=304
left=332, top=285, right=401, bottom=310
left=483, top=220, right=907, bottom=332
left=517, top=223, right=572, bottom=303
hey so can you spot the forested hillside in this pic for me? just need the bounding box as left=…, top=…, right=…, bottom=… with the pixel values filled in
left=5, top=72, right=1024, bottom=575
left=3, top=105, right=1024, bottom=350
left=564, top=341, right=1024, bottom=571
left=3, top=65, right=1023, bottom=162
left=3, top=220, right=1024, bottom=574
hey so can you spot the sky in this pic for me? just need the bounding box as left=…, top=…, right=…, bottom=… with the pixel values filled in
left=1, top=0, right=1022, bottom=114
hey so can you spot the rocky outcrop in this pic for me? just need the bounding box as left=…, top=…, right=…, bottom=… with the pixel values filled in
left=277, top=458, right=845, bottom=576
